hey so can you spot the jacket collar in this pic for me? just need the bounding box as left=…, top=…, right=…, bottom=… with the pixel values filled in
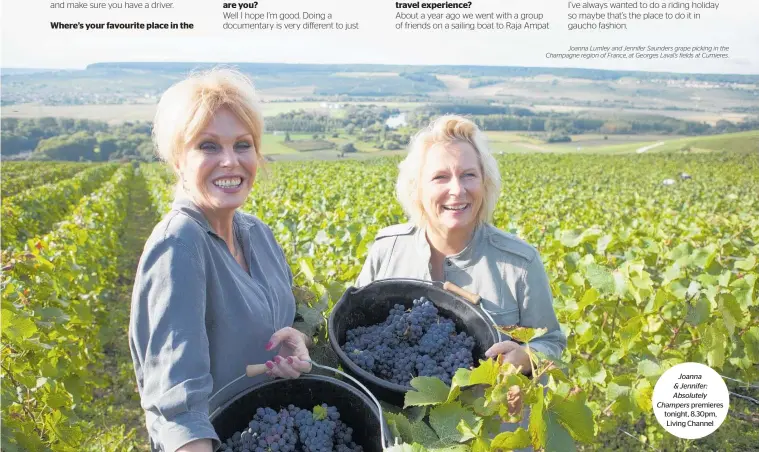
left=171, top=194, right=257, bottom=237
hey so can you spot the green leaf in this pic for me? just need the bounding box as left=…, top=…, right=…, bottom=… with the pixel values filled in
left=409, top=420, right=440, bottom=448
left=686, top=296, right=711, bottom=326
left=470, top=438, right=490, bottom=452
left=734, top=254, right=757, bottom=271
left=606, top=383, right=631, bottom=402
left=669, top=243, right=693, bottom=266
left=548, top=391, right=595, bottom=443
left=469, top=359, right=500, bottom=387
left=638, top=360, right=662, bottom=378
left=576, top=360, right=607, bottom=385
left=585, top=264, right=615, bottom=295
left=575, top=288, right=598, bottom=314
left=298, top=258, right=316, bottom=283
left=386, top=412, right=414, bottom=444
left=404, top=377, right=451, bottom=408
left=491, top=427, right=531, bottom=450
left=597, top=235, right=613, bottom=254
left=691, top=245, right=717, bottom=269
left=1, top=310, right=37, bottom=341
left=619, top=317, right=643, bottom=351
left=742, top=327, right=759, bottom=362
left=456, top=418, right=482, bottom=443
left=545, top=411, right=577, bottom=452
left=37, top=307, right=70, bottom=323
left=731, top=274, right=756, bottom=309
left=633, top=379, right=653, bottom=412
left=385, top=443, right=429, bottom=452
left=451, top=368, right=472, bottom=388
left=312, top=404, right=327, bottom=420
left=428, top=402, right=476, bottom=443
left=428, top=446, right=468, bottom=452
left=718, top=293, right=743, bottom=336
left=705, top=324, right=726, bottom=369
left=529, top=389, right=546, bottom=449
left=471, top=396, right=497, bottom=417
left=43, top=390, right=70, bottom=410
left=499, top=326, right=547, bottom=343
left=560, top=230, right=583, bottom=248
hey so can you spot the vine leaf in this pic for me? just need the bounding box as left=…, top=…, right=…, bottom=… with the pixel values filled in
left=469, top=359, right=500, bottom=387
left=428, top=402, right=476, bottom=444
left=637, top=360, right=662, bottom=378
left=585, top=264, right=615, bottom=295
left=491, top=427, right=531, bottom=451
left=528, top=389, right=546, bottom=449
left=547, top=391, right=595, bottom=443
left=386, top=412, right=414, bottom=444
left=404, top=377, right=451, bottom=408
left=545, top=411, right=577, bottom=452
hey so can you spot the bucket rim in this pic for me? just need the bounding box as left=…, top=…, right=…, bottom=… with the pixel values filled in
left=327, top=277, right=499, bottom=394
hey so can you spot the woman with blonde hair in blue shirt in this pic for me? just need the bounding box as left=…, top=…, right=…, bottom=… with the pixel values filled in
left=129, top=68, right=310, bottom=452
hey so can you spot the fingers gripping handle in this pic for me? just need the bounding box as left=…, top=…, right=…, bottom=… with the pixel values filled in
left=443, top=281, right=482, bottom=305
left=245, top=363, right=269, bottom=377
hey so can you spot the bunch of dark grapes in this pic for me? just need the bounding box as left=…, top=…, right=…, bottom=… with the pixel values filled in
left=342, top=297, right=475, bottom=386
left=220, top=404, right=362, bottom=452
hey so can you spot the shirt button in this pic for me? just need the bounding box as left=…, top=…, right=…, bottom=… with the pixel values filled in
left=446, top=259, right=452, bottom=266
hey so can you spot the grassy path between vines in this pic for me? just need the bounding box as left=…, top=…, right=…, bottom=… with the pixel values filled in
left=90, top=167, right=156, bottom=451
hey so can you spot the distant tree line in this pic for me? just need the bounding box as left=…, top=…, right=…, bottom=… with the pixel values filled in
left=3, top=105, right=756, bottom=161
left=1, top=118, right=153, bottom=161
left=409, top=105, right=759, bottom=136
left=87, top=62, right=759, bottom=84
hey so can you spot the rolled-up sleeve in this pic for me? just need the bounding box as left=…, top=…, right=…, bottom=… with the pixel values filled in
left=518, top=254, right=567, bottom=362
left=130, top=237, right=220, bottom=451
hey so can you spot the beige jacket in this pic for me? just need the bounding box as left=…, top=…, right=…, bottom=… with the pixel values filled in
left=356, top=222, right=566, bottom=360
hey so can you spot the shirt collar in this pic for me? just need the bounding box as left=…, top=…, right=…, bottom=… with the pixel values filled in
left=415, top=223, right=485, bottom=269
left=171, top=194, right=257, bottom=237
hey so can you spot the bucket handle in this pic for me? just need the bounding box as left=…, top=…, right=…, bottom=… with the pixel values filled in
left=212, top=361, right=393, bottom=450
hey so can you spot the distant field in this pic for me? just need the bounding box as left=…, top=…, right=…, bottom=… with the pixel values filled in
left=260, top=134, right=300, bottom=155
left=646, top=130, right=759, bottom=153
left=3, top=101, right=427, bottom=122
left=483, top=131, right=758, bottom=155
left=2, top=103, right=158, bottom=123
left=263, top=133, right=384, bottom=156
left=332, top=72, right=399, bottom=78
left=284, top=139, right=335, bottom=152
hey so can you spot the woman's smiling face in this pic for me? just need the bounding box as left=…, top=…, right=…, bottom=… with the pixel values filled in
left=419, top=141, right=484, bottom=235
left=177, top=106, right=258, bottom=213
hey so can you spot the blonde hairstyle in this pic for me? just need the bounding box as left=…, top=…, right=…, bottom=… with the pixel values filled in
left=396, top=115, right=501, bottom=228
left=152, top=67, right=264, bottom=172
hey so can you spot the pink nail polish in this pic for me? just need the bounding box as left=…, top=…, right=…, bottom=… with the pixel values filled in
left=274, top=356, right=282, bottom=364
left=265, top=341, right=274, bottom=350
left=287, top=357, right=293, bottom=364
left=265, top=361, right=274, bottom=369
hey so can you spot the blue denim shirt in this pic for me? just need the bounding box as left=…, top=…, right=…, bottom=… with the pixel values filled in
left=129, top=196, right=295, bottom=451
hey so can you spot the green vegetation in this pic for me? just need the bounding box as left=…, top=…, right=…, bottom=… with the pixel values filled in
left=0, top=162, right=88, bottom=198
left=1, top=150, right=757, bottom=450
